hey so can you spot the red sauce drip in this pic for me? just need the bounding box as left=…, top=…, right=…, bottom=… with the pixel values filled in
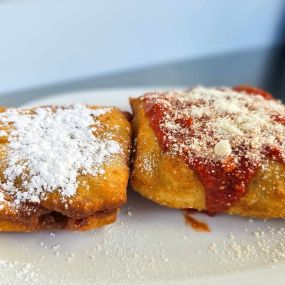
left=143, top=87, right=283, bottom=213
left=263, top=145, right=284, bottom=164
left=273, top=115, right=285, bottom=126
left=183, top=210, right=210, bottom=232
left=233, top=85, right=273, bottom=100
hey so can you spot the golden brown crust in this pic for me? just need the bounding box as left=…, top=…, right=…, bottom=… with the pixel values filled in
left=0, top=105, right=131, bottom=231
left=0, top=210, right=117, bottom=232
left=130, top=97, right=285, bottom=218
left=40, top=107, right=131, bottom=218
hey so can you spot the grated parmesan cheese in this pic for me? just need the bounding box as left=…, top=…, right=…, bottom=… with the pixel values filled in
left=214, top=140, right=232, bottom=158
left=142, top=86, right=285, bottom=164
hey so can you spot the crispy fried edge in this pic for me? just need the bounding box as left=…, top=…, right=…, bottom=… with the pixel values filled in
left=0, top=210, right=118, bottom=232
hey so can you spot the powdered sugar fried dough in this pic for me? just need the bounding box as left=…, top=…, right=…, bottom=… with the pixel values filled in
left=0, top=104, right=121, bottom=205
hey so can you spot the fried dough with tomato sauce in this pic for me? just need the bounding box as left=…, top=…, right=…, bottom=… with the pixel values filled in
left=130, top=87, right=285, bottom=218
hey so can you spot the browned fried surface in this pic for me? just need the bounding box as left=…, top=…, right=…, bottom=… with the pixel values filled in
left=0, top=210, right=117, bottom=232
left=0, top=105, right=131, bottom=231
left=130, top=98, right=285, bottom=218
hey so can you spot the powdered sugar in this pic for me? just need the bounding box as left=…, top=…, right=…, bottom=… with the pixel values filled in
left=0, top=104, right=120, bottom=205
left=0, top=130, right=7, bottom=137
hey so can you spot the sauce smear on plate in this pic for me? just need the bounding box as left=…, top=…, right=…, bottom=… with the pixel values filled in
left=183, top=210, right=210, bottom=232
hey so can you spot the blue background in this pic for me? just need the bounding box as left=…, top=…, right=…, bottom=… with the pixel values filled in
left=0, top=0, right=284, bottom=94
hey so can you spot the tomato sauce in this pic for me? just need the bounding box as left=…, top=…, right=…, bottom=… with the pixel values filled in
left=143, top=87, right=282, bottom=213
left=183, top=210, right=210, bottom=232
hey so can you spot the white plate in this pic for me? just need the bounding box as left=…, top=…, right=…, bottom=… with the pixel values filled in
left=1, top=88, right=285, bottom=285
